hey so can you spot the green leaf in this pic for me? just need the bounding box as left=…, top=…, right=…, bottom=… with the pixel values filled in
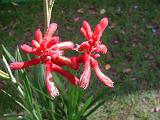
left=76, top=96, right=93, bottom=120
left=2, top=56, right=16, bottom=83
left=53, top=72, right=68, bottom=101
left=0, top=69, right=10, bottom=80
left=2, top=56, right=24, bottom=96
left=87, top=88, right=107, bottom=110
left=1, top=89, right=30, bottom=114
left=84, top=100, right=105, bottom=118
left=2, top=45, right=15, bottom=62
left=3, top=113, right=24, bottom=120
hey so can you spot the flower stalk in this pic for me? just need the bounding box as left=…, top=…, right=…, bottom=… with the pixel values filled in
left=43, top=0, right=55, bottom=31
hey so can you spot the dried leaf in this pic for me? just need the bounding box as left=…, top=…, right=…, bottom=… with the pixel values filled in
left=100, top=9, right=106, bottom=15
left=11, top=2, right=19, bottom=6
left=123, top=68, right=132, bottom=74
left=109, top=22, right=116, bottom=29
left=73, top=17, right=81, bottom=22
left=77, top=8, right=84, bottom=13
left=107, top=51, right=113, bottom=59
left=105, top=64, right=111, bottom=70
left=88, top=7, right=97, bottom=15
left=144, top=54, right=154, bottom=60
left=153, top=106, right=160, bottom=112
left=112, top=38, right=119, bottom=44
left=66, top=26, right=74, bottom=31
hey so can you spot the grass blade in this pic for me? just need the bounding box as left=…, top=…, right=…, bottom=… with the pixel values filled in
left=2, top=44, right=15, bottom=62
left=0, top=69, right=10, bottom=80
left=76, top=96, right=93, bottom=120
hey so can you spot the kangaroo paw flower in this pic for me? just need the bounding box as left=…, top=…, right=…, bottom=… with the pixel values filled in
left=77, top=17, right=113, bottom=89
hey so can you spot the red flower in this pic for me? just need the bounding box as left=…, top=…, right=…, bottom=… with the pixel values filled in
left=10, top=23, right=79, bottom=97
left=77, top=17, right=114, bottom=89
left=9, top=17, right=114, bottom=96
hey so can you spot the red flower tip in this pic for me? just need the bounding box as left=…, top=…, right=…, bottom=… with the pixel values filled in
left=57, top=41, right=74, bottom=50
left=35, top=28, right=42, bottom=43
left=46, top=78, right=59, bottom=98
left=79, top=53, right=91, bottom=89
left=32, top=40, right=40, bottom=48
left=46, top=63, right=59, bottom=98
left=20, top=44, right=33, bottom=53
left=10, top=62, right=25, bottom=70
left=45, top=36, right=60, bottom=49
left=83, top=21, right=92, bottom=33
left=77, top=41, right=90, bottom=52
left=52, top=36, right=60, bottom=44
left=82, top=21, right=93, bottom=39
left=10, top=58, right=41, bottom=70
left=99, top=17, right=108, bottom=32
left=91, top=58, right=114, bottom=88
left=44, top=23, right=58, bottom=40
left=93, top=24, right=102, bottom=40
left=94, top=44, right=107, bottom=54
left=80, top=27, right=86, bottom=38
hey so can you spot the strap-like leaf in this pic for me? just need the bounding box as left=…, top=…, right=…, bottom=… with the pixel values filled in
left=2, top=45, right=15, bottom=62
left=76, top=96, right=93, bottom=120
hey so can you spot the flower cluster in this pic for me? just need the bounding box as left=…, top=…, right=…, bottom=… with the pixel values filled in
left=76, top=17, right=114, bottom=89
left=10, top=17, right=113, bottom=98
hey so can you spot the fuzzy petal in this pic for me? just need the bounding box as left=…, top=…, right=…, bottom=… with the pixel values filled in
left=91, top=54, right=100, bottom=59
left=52, top=36, right=60, bottom=44
left=35, top=28, right=43, bottom=43
left=41, top=37, right=60, bottom=50
left=91, top=58, right=113, bottom=88
left=52, top=64, right=79, bottom=85
left=80, top=53, right=91, bottom=89
left=32, top=40, right=40, bottom=48
left=80, top=27, right=86, bottom=38
left=69, top=57, right=80, bottom=70
left=48, top=50, right=60, bottom=59
left=94, top=44, right=107, bottom=54
left=45, top=62, right=59, bottom=98
left=20, top=44, right=33, bottom=53
left=99, top=17, right=108, bottom=32
left=83, top=21, right=93, bottom=39
left=81, top=27, right=92, bottom=40
left=10, top=58, right=41, bottom=70
left=86, top=31, right=93, bottom=40
left=83, top=21, right=92, bottom=34
left=51, top=56, right=66, bottom=66
left=44, top=23, right=58, bottom=40
left=51, top=56, right=78, bottom=69
left=93, top=24, right=102, bottom=41
left=57, top=41, right=74, bottom=50
left=77, top=41, right=90, bottom=52
left=75, top=56, right=84, bottom=63
left=45, top=36, right=60, bottom=48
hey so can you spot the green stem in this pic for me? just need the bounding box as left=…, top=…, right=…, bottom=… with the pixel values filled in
left=43, top=0, right=49, bottom=32
left=43, top=0, right=55, bottom=32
